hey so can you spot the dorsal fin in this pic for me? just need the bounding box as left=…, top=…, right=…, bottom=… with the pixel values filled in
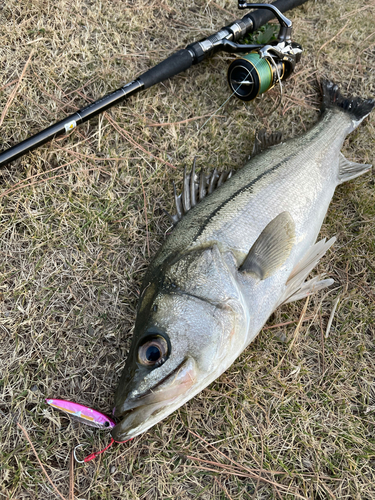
left=166, top=159, right=233, bottom=225
left=252, top=129, right=283, bottom=157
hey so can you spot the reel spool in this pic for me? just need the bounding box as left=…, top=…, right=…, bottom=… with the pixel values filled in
left=228, top=52, right=284, bottom=101
left=227, top=2, right=302, bottom=101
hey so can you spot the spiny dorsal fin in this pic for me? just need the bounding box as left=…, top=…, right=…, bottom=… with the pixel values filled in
left=240, top=212, right=295, bottom=280
left=252, top=129, right=283, bottom=157
left=166, top=159, right=233, bottom=225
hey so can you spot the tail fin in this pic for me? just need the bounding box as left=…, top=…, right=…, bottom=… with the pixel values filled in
left=322, top=80, right=374, bottom=128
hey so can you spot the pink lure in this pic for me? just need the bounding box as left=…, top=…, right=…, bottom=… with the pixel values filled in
left=46, top=399, right=116, bottom=430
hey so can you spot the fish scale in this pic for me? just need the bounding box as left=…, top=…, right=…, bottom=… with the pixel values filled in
left=111, top=81, right=374, bottom=442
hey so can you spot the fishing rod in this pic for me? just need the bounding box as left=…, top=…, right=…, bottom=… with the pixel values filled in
left=0, top=0, right=307, bottom=169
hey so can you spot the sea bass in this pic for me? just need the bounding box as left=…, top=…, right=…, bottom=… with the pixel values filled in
left=112, top=81, right=374, bottom=441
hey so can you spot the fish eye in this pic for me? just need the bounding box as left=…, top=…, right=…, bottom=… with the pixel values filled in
left=138, top=336, right=168, bottom=367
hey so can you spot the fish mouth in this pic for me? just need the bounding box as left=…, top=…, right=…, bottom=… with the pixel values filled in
left=111, top=357, right=197, bottom=441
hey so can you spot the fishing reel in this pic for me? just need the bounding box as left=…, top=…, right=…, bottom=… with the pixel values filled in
left=227, top=2, right=303, bottom=101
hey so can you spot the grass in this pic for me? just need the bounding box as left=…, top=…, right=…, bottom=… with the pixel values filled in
left=0, top=0, right=375, bottom=498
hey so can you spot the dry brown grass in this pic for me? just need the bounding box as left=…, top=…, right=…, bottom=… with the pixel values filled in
left=0, top=0, right=374, bottom=498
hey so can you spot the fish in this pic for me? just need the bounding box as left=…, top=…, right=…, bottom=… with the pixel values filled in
left=111, top=81, right=374, bottom=442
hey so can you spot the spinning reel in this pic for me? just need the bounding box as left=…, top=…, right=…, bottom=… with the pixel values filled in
left=226, top=2, right=303, bottom=101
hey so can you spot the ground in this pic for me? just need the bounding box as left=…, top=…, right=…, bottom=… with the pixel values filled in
left=0, top=0, right=374, bottom=499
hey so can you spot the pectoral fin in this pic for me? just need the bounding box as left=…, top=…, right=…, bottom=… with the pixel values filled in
left=240, top=212, right=295, bottom=280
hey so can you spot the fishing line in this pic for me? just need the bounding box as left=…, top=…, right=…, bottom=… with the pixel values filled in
left=250, top=54, right=284, bottom=120
left=196, top=89, right=238, bottom=135
left=74, top=438, right=133, bottom=463
left=266, top=52, right=284, bottom=114
left=176, top=55, right=268, bottom=156
left=269, top=53, right=283, bottom=101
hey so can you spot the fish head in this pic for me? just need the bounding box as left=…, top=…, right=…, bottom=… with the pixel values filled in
left=112, top=245, right=247, bottom=441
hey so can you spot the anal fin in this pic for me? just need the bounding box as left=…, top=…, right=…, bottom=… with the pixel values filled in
left=338, top=152, right=371, bottom=184
left=275, top=237, right=336, bottom=309
left=282, top=276, right=334, bottom=305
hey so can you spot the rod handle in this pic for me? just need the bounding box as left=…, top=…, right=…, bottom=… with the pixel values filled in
left=140, top=49, right=194, bottom=89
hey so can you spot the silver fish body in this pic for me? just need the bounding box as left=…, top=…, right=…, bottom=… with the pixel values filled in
left=112, top=82, right=374, bottom=442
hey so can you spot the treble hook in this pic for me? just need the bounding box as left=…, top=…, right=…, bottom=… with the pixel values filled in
left=73, top=443, right=87, bottom=463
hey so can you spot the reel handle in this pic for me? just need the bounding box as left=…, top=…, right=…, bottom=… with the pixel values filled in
left=242, top=0, right=307, bottom=32
left=239, top=1, right=292, bottom=41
